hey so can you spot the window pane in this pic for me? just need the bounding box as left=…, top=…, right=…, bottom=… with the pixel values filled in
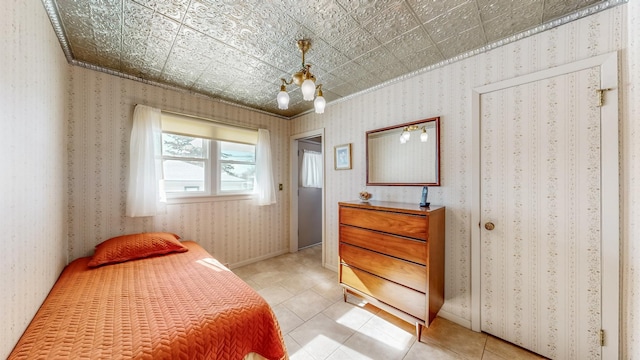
left=220, top=142, right=255, bottom=162
left=220, top=163, right=255, bottom=191
left=163, top=159, right=205, bottom=193
left=162, top=133, right=206, bottom=159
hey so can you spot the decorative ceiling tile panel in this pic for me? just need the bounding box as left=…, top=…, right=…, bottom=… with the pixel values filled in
left=408, top=0, right=471, bottom=24
left=330, top=81, right=360, bottom=97
left=183, top=1, right=235, bottom=42
left=329, top=61, right=369, bottom=82
left=399, top=45, right=446, bottom=71
left=131, top=0, right=190, bottom=21
left=123, top=0, right=154, bottom=34
left=437, top=26, right=488, bottom=59
left=382, top=27, right=435, bottom=60
left=477, top=0, right=544, bottom=22
left=296, top=0, right=350, bottom=39
left=147, top=13, right=180, bottom=43
left=337, top=0, right=405, bottom=25
left=362, top=2, right=420, bottom=44
left=424, top=2, right=483, bottom=44
left=484, top=3, right=545, bottom=42
left=44, top=0, right=624, bottom=117
left=377, top=61, right=411, bottom=83
left=143, top=37, right=173, bottom=61
left=354, top=46, right=399, bottom=70
left=329, top=27, right=379, bottom=60
left=542, top=0, right=603, bottom=21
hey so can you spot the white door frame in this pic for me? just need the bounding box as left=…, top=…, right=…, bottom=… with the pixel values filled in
left=470, top=52, right=619, bottom=358
left=290, top=128, right=326, bottom=266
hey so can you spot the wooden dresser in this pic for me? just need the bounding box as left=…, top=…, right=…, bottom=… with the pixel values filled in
left=338, top=200, right=445, bottom=338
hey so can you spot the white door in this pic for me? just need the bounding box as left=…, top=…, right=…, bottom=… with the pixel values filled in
left=474, top=54, right=619, bottom=359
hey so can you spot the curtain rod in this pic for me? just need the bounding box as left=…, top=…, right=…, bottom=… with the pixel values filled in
left=148, top=107, right=259, bottom=131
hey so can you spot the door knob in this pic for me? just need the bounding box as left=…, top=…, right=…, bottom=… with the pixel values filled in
left=484, top=222, right=495, bottom=231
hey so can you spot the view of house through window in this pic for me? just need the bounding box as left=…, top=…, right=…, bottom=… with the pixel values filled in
left=161, top=133, right=256, bottom=196
left=162, top=133, right=207, bottom=193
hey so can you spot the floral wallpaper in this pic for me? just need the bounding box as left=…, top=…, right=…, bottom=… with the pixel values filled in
left=0, top=0, right=68, bottom=358
left=623, top=0, right=640, bottom=358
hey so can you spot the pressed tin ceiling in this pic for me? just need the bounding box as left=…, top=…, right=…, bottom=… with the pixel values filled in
left=43, top=0, right=624, bottom=118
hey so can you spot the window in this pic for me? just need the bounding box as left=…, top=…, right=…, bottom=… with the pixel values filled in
left=160, top=112, right=257, bottom=198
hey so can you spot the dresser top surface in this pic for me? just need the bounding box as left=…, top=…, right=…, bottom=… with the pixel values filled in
left=339, top=200, right=444, bottom=215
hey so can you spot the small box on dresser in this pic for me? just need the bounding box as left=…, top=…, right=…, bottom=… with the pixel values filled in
left=338, top=200, right=445, bottom=340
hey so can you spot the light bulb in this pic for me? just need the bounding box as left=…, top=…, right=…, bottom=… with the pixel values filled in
left=402, top=130, right=411, bottom=141
left=277, top=90, right=289, bottom=110
left=314, top=95, right=326, bottom=113
left=420, top=129, right=428, bottom=142
left=301, top=79, right=316, bottom=101
left=400, top=134, right=407, bottom=144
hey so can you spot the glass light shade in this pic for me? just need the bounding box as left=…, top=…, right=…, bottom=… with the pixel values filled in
left=301, top=79, right=316, bottom=101
left=401, top=130, right=411, bottom=141
left=400, top=134, right=407, bottom=144
left=420, top=130, right=428, bottom=142
left=277, top=90, right=290, bottom=110
left=314, top=95, right=326, bottom=113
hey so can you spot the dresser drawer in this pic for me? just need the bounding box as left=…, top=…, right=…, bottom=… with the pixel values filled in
left=339, top=206, right=427, bottom=240
left=340, top=243, right=426, bottom=292
left=341, top=264, right=426, bottom=320
left=340, top=225, right=426, bottom=265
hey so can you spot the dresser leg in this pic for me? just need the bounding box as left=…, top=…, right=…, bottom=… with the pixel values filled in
left=416, top=323, right=423, bottom=342
left=343, top=288, right=347, bottom=302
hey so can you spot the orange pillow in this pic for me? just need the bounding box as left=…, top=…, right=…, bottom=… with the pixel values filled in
left=88, top=232, right=188, bottom=268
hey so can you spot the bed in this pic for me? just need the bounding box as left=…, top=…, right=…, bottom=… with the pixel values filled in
left=9, top=233, right=287, bottom=360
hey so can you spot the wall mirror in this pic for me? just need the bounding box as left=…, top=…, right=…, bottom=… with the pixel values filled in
left=366, top=116, right=440, bottom=186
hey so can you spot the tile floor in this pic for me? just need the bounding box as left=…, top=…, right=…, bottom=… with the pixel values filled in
left=233, top=245, right=546, bottom=360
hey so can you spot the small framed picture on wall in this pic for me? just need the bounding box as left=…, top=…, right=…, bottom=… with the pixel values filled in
left=334, top=143, right=352, bottom=170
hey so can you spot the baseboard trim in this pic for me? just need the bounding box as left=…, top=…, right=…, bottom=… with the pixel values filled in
left=228, top=249, right=289, bottom=269
left=436, top=309, right=472, bottom=330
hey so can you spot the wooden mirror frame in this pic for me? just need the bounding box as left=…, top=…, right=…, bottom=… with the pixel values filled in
left=366, top=116, right=441, bottom=186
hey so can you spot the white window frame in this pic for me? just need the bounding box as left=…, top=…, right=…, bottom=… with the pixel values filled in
left=160, top=112, right=258, bottom=204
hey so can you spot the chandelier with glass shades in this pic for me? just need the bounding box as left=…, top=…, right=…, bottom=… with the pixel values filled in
left=400, top=125, right=429, bottom=144
left=277, top=39, right=326, bottom=114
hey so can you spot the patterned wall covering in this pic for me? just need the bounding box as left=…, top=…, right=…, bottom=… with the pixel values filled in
left=0, top=1, right=68, bottom=358
left=292, top=3, right=629, bottom=349
left=623, top=0, right=640, bottom=358
left=66, top=67, right=291, bottom=266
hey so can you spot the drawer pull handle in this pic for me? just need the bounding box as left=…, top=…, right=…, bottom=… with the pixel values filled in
left=484, top=222, right=495, bottom=231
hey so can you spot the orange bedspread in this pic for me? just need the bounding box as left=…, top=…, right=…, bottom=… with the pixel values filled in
left=9, top=241, right=287, bottom=360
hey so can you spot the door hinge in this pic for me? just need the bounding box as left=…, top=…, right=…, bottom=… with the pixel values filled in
left=596, top=88, right=613, bottom=107
left=600, top=329, right=605, bottom=346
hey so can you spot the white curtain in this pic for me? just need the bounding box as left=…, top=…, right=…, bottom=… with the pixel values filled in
left=301, top=150, right=323, bottom=188
left=126, top=104, right=165, bottom=217
left=255, top=128, right=276, bottom=206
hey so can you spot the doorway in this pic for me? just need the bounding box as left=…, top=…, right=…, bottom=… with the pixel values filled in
left=290, top=129, right=326, bottom=266
left=471, top=52, right=619, bottom=359
left=297, top=137, right=322, bottom=249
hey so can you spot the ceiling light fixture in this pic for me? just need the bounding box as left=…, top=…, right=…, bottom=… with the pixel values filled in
left=277, top=39, right=325, bottom=114
left=400, top=125, right=429, bottom=144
